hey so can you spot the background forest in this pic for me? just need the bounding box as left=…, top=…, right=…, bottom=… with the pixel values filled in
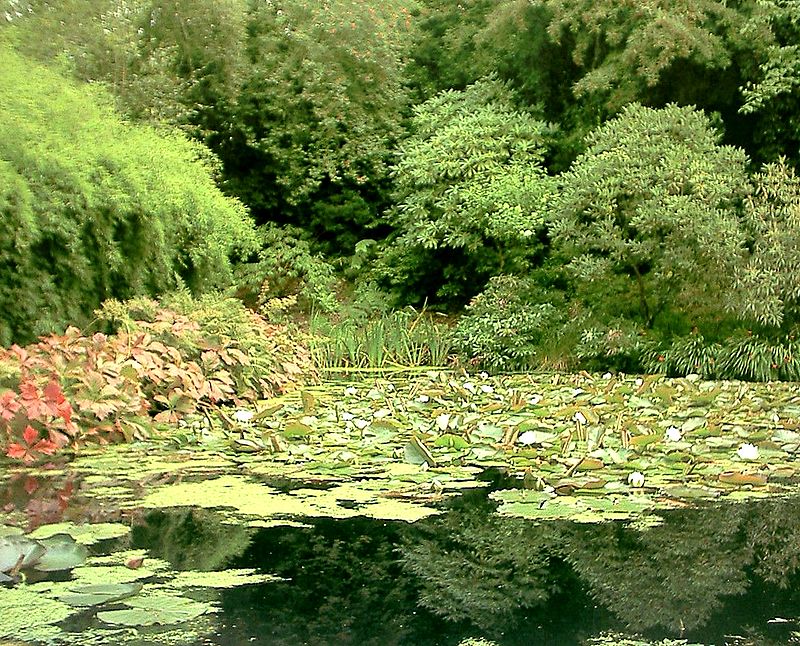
left=2, top=0, right=800, bottom=380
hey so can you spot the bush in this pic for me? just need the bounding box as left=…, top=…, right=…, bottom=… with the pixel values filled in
left=640, top=330, right=800, bottom=381
left=451, top=275, right=564, bottom=372
left=0, top=43, right=256, bottom=345
left=234, top=224, right=338, bottom=316
left=0, top=294, right=315, bottom=463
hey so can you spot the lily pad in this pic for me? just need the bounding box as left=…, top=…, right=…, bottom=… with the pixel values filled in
left=98, top=594, right=212, bottom=626
left=29, top=522, right=131, bottom=545
left=57, top=582, right=144, bottom=607
left=0, top=535, right=45, bottom=572
left=34, top=533, right=89, bottom=571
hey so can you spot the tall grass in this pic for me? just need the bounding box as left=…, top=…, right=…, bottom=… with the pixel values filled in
left=308, top=308, right=453, bottom=373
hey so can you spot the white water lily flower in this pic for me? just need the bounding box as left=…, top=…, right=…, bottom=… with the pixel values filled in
left=737, top=443, right=759, bottom=460
left=635, top=378, right=644, bottom=386
left=480, top=384, right=494, bottom=394
left=416, top=394, right=430, bottom=403
left=602, top=372, right=612, bottom=379
left=436, top=413, right=451, bottom=431
left=344, top=386, right=358, bottom=396
left=479, top=372, right=489, bottom=380
left=528, top=394, right=543, bottom=405
left=373, top=408, right=390, bottom=419
left=353, top=419, right=370, bottom=430
left=571, top=388, right=584, bottom=397
left=573, top=411, right=587, bottom=425
left=518, top=431, right=538, bottom=446
left=463, top=382, right=477, bottom=393
left=665, top=426, right=682, bottom=442
left=234, top=410, right=254, bottom=424
left=341, top=411, right=354, bottom=421
left=772, top=413, right=780, bottom=423
left=627, top=471, right=646, bottom=488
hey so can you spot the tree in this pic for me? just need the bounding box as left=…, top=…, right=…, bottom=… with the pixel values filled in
left=551, top=103, right=749, bottom=329
left=377, top=77, right=554, bottom=305
left=203, top=0, right=418, bottom=251
left=739, top=0, right=800, bottom=164
left=730, top=158, right=800, bottom=328
left=0, top=43, right=255, bottom=344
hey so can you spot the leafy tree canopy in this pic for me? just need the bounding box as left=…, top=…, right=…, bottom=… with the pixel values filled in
left=377, top=78, right=555, bottom=304
left=551, top=103, right=749, bottom=329
left=0, top=42, right=255, bottom=344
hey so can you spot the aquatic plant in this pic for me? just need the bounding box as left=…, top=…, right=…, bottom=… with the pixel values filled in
left=308, top=307, right=453, bottom=372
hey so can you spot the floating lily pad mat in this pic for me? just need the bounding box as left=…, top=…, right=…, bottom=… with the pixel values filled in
left=138, top=474, right=441, bottom=523
left=24, top=371, right=799, bottom=526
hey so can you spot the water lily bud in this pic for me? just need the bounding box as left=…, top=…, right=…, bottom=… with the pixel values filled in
left=463, top=382, right=476, bottom=393
left=665, top=426, right=682, bottom=442
left=353, top=419, right=370, bottom=430
left=344, top=386, right=358, bottom=396
left=480, top=384, right=494, bottom=394
left=737, top=443, right=759, bottom=460
left=528, top=394, right=543, bottom=405
left=627, top=471, right=645, bottom=487
left=518, top=431, right=537, bottom=446
left=635, top=378, right=644, bottom=386
left=435, top=413, right=451, bottom=431
left=573, top=411, right=587, bottom=425
left=233, top=410, right=254, bottom=424
left=416, top=394, right=430, bottom=403
left=602, top=372, right=612, bottom=379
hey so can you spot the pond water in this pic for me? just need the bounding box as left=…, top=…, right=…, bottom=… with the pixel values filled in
left=5, top=371, right=800, bottom=645
left=5, top=470, right=800, bottom=646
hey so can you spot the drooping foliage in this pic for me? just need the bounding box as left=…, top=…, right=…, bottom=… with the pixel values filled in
left=0, top=43, right=255, bottom=345
left=729, top=158, right=800, bottom=328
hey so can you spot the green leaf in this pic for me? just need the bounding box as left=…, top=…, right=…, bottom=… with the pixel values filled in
left=98, top=594, right=212, bottom=626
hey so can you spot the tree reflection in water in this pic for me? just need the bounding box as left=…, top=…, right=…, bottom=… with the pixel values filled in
left=128, top=494, right=800, bottom=645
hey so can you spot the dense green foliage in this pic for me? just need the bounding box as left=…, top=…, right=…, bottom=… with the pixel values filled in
left=551, top=103, right=748, bottom=328
left=0, top=43, right=255, bottom=344
left=377, top=78, right=553, bottom=304
left=3, top=0, right=800, bottom=380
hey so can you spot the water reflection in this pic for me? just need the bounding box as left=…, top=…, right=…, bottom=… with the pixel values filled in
left=124, top=492, right=800, bottom=645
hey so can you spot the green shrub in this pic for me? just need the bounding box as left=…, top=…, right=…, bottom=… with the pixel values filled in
left=640, top=330, right=800, bottom=381
left=572, top=318, right=647, bottom=373
left=378, top=78, right=554, bottom=306
left=234, top=224, right=338, bottom=317
left=0, top=43, right=255, bottom=345
left=451, top=275, right=564, bottom=372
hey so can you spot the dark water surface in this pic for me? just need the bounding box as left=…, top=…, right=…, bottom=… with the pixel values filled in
left=6, top=469, right=800, bottom=645
left=125, top=482, right=800, bottom=646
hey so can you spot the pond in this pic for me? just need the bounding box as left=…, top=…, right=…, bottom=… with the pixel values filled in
left=4, top=372, right=800, bottom=645
left=4, top=473, right=800, bottom=645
